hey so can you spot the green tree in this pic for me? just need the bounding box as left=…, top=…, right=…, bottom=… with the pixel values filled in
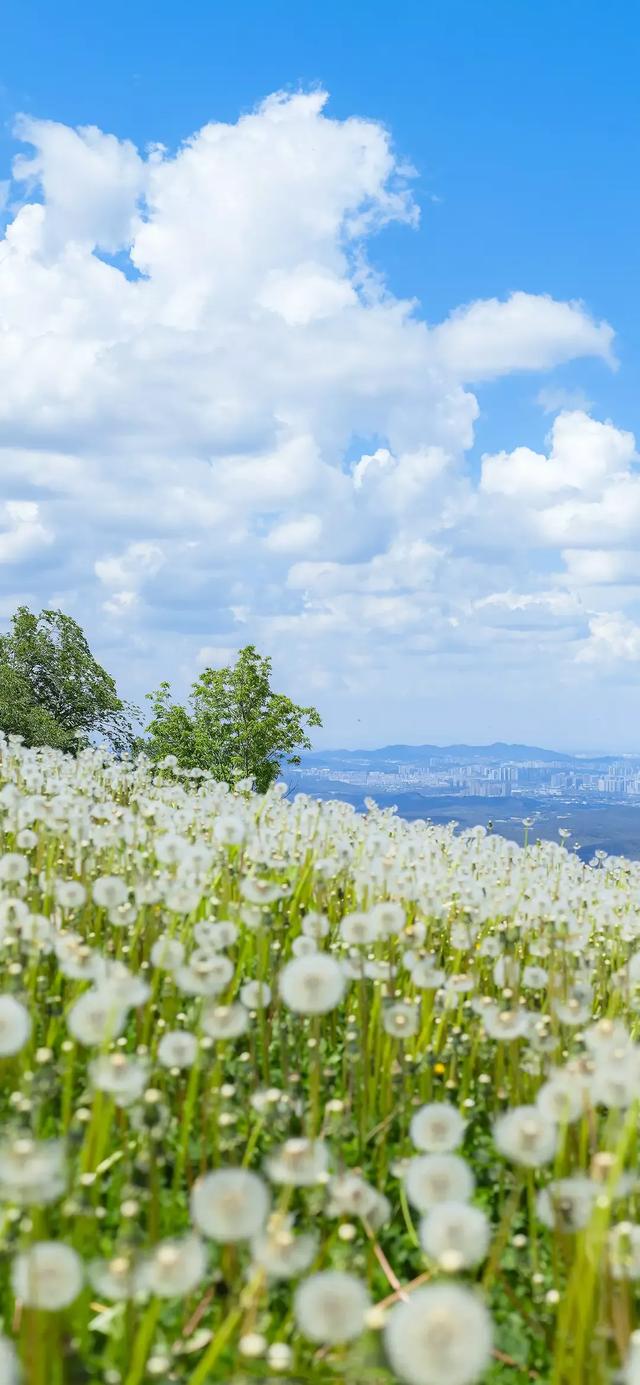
left=0, top=606, right=137, bottom=754
left=143, top=645, right=322, bottom=791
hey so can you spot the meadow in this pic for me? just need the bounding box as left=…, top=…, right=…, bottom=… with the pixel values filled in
left=0, top=737, right=639, bottom=1383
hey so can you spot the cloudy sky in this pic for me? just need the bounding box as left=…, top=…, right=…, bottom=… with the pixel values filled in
left=1, top=1, right=639, bottom=751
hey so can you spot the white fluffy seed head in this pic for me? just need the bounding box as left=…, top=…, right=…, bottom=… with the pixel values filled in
left=157, top=1030, right=198, bottom=1069
left=404, top=1154, right=475, bottom=1213
left=294, top=1270, right=371, bottom=1344
left=12, top=1241, right=84, bottom=1310
left=0, top=1334, right=19, bottom=1384
left=240, top=979, right=272, bottom=1009
left=0, top=995, right=31, bottom=1056
left=190, top=1168, right=270, bottom=1242
left=279, top=953, right=345, bottom=1014
left=494, top=1106, right=558, bottom=1168
left=67, top=987, right=126, bottom=1047
left=410, top=1104, right=466, bottom=1153
left=140, top=1234, right=207, bottom=1298
left=384, top=1282, right=493, bottom=1385
left=419, top=1201, right=491, bottom=1270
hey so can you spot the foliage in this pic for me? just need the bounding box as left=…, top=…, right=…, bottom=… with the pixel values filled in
left=0, top=606, right=136, bottom=754
left=0, top=741, right=640, bottom=1382
left=142, top=644, right=322, bottom=790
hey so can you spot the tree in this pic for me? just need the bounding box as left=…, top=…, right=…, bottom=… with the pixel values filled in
left=0, top=606, right=137, bottom=755
left=143, top=645, right=322, bottom=791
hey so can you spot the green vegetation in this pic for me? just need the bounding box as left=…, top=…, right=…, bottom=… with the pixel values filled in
left=142, top=644, right=322, bottom=790
left=0, top=607, right=136, bottom=755
left=0, top=739, right=637, bottom=1382
left=0, top=610, right=321, bottom=793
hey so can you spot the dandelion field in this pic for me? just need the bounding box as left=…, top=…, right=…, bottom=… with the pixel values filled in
left=2, top=742, right=640, bottom=1383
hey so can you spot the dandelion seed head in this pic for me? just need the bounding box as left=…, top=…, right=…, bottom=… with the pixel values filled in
left=384, top=1282, right=493, bottom=1385
left=190, top=1167, right=270, bottom=1242
left=294, top=1270, right=370, bottom=1344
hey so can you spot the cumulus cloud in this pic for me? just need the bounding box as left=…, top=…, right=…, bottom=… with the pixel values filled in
left=577, top=614, right=640, bottom=665
left=0, top=502, right=52, bottom=565
left=0, top=88, right=634, bottom=740
left=481, top=412, right=636, bottom=503
left=12, top=116, right=145, bottom=254
left=431, top=293, right=614, bottom=381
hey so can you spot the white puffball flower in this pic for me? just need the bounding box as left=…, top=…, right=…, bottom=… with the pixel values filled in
left=265, top=1138, right=329, bottom=1187
left=294, top=1270, right=370, bottom=1344
left=404, top=1154, right=475, bottom=1213
left=301, top=912, right=330, bottom=940
left=536, top=1073, right=584, bottom=1124
left=67, top=988, right=127, bottom=1047
left=536, top=1176, right=596, bottom=1232
left=371, top=901, right=406, bottom=936
left=250, top=1213, right=318, bottom=1280
left=625, top=1328, right=640, bottom=1385
left=150, top=938, right=185, bottom=971
left=191, top=1168, right=270, bottom=1242
left=157, top=1030, right=199, bottom=1070
left=89, top=1053, right=149, bottom=1108
left=241, top=877, right=286, bottom=905
left=240, top=979, right=272, bottom=1009
left=494, top=1106, right=558, bottom=1168
left=92, top=875, right=129, bottom=909
left=139, top=1234, right=207, bottom=1298
left=279, top=953, right=345, bottom=1014
left=291, top=936, right=318, bottom=958
left=0, top=1334, right=20, bottom=1385
left=194, top=919, right=237, bottom=950
left=327, top=1172, right=382, bottom=1223
left=55, top=879, right=87, bottom=910
left=0, top=853, right=29, bottom=883
left=201, top=1003, right=248, bottom=1041
left=213, top=813, right=246, bottom=845
left=268, top=1343, right=293, bottom=1372
left=419, top=1201, right=491, bottom=1270
left=383, top=1002, right=419, bottom=1039
left=12, top=1241, right=84, bottom=1310
left=384, top=1282, right=493, bottom=1385
left=0, top=995, right=31, bottom=1056
left=174, top=953, right=234, bottom=997
left=0, top=1136, right=66, bottom=1206
left=339, top=911, right=379, bottom=945
left=89, top=1253, right=138, bottom=1302
left=410, top=1104, right=466, bottom=1154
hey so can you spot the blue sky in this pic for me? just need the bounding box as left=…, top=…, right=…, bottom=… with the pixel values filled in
left=0, top=1, right=639, bottom=750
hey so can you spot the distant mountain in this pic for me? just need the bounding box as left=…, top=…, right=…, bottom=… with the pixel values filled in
left=302, top=741, right=577, bottom=767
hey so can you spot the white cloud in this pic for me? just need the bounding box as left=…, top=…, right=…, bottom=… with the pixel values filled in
left=258, top=264, right=358, bottom=326
left=473, top=589, right=584, bottom=630
left=95, top=541, right=165, bottom=592
left=12, top=117, right=144, bottom=253
left=577, top=614, right=640, bottom=665
left=431, top=292, right=614, bottom=381
left=264, top=514, right=323, bottom=554
left=196, top=644, right=237, bottom=667
left=103, top=590, right=138, bottom=618
left=537, top=385, right=593, bottom=415
left=0, top=501, right=52, bottom=564
left=481, top=411, right=635, bottom=503
left=562, top=549, right=640, bottom=586
left=0, top=88, right=634, bottom=742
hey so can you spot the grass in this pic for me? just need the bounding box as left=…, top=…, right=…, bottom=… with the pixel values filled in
left=0, top=739, right=638, bottom=1383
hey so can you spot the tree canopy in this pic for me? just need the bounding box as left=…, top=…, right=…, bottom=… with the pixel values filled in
left=143, top=645, right=322, bottom=791
left=0, top=607, right=136, bottom=755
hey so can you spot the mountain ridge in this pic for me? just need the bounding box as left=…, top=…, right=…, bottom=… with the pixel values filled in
left=302, top=741, right=579, bottom=766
